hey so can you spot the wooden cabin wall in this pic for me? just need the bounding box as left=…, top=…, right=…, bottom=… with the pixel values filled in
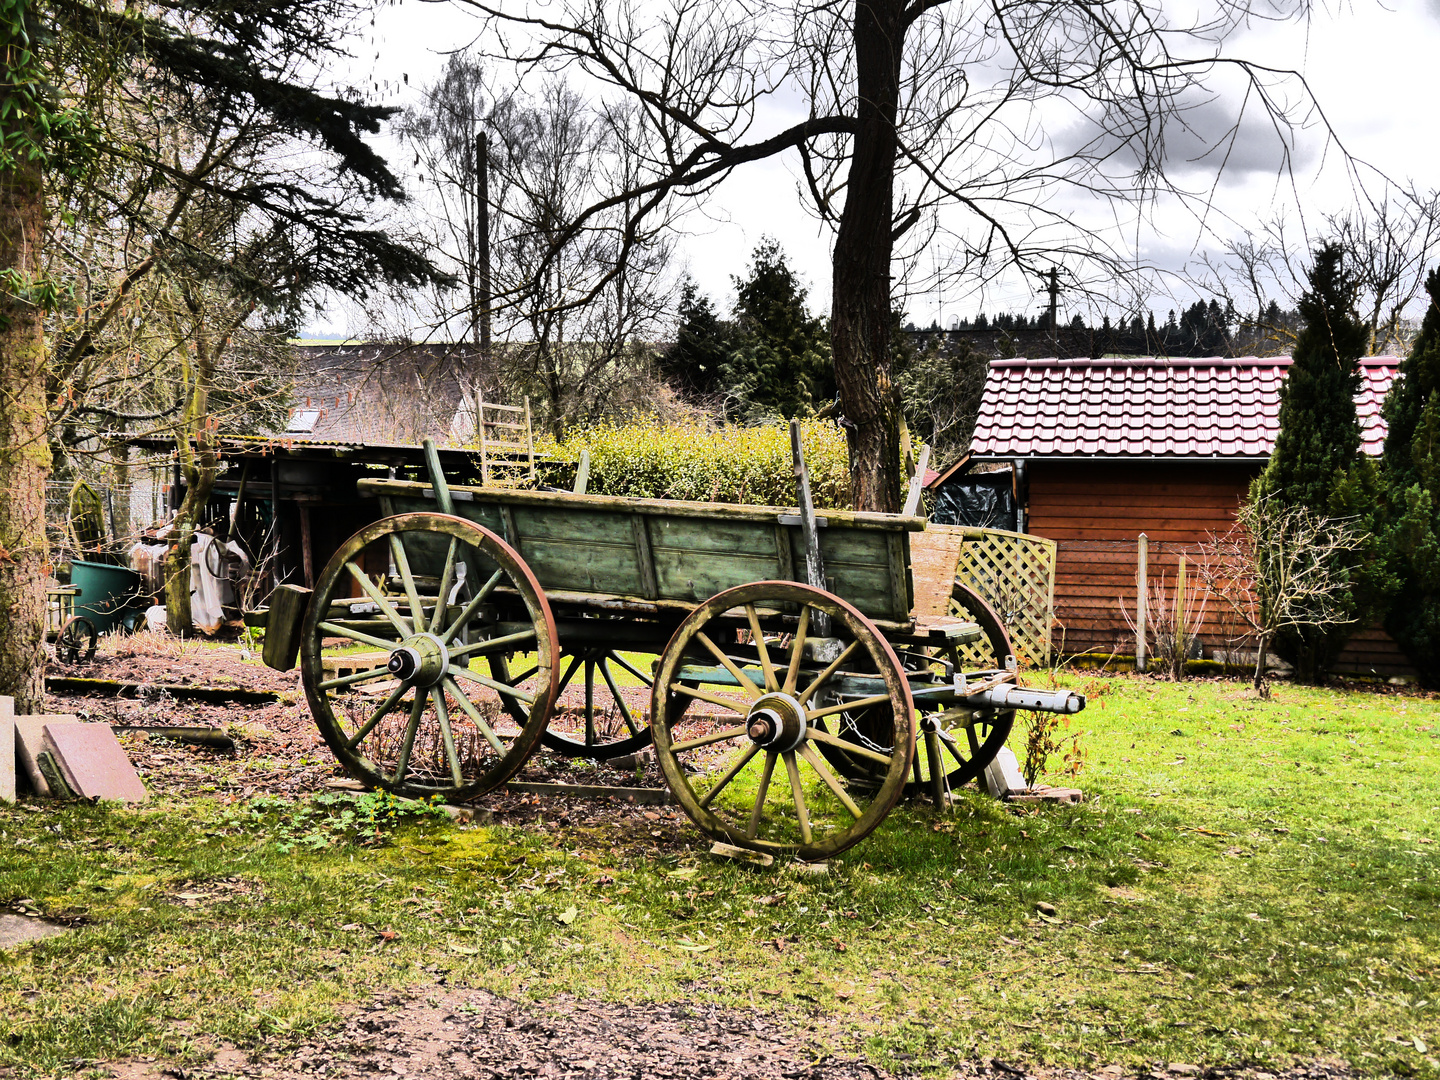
left=1025, top=460, right=1418, bottom=680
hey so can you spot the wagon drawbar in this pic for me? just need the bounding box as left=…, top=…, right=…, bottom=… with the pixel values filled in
left=252, top=426, right=1083, bottom=860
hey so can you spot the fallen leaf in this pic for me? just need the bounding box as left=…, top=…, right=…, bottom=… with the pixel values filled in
left=449, top=945, right=478, bottom=955
left=556, top=905, right=578, bottom=925
left=1416, top=1037, right=1429, bottom=1054
left=675, top=942, right=712, bottom=953
left=378, top=929, right=398, bottom=942
left=667, top=867, right=698, bottom=880
left=831, top=937, right=847, bottom=952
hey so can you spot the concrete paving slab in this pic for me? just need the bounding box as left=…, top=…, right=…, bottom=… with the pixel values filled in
left=0, top=913, right=69, bottom=949
left=0, top=696, right=13, bottom=803
left=13, top=714, right=79, bottom=797
left=43, top=722, right=148, bottom=803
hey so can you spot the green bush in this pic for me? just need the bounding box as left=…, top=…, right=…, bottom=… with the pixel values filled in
left=541, top=419, right=852, bottom=509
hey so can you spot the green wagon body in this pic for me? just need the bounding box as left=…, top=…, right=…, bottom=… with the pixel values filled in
left=358, top=478, right=924, bottom=631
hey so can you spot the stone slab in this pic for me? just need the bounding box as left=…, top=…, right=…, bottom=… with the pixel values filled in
left=42, top=722, right=148, bottom=803
left=13, top=715, right=79, bottom=798
left=983, top=745, right=1027, bottom=799
left=1008, top=785, right=1085, bottom=805
left=0, top=696, right=13, bottom=803
left=0, top=913, right=68, bottom=950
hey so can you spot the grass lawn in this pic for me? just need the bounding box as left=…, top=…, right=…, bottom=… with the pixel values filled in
left=1, top=674, right=1436, bottom=1077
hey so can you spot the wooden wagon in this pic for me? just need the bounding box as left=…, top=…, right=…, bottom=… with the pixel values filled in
left=260, top=436, right=1083, bottom=861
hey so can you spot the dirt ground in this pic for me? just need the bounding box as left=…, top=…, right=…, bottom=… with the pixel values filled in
left=39, top=643, right=1372, bottom=1080
left=43, top=638, right=699, bottom=841
left=95, top=986, right=1365, bottom=1080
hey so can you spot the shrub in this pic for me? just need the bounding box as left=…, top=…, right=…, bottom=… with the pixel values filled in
left=541, top=419, right=853, bottom=509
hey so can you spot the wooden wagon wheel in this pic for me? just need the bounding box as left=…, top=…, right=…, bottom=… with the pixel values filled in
left=925, top=580, right=1017, bottom=788
left=538, top=644, right=660, bottom=759
left=300, top=513, right=559, bottom=802
left=812, top=581, right=1017, bottom=799
left=54, top=616, right=98, bottom=664
left=651, top=581, right=914, bottom=862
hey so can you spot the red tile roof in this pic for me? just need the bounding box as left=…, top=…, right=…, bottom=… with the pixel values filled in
left=970, top=356, right=1400, bottom=460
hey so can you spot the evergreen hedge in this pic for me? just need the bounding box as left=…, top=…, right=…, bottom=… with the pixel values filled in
left=541, top=420, right=852, bottom=509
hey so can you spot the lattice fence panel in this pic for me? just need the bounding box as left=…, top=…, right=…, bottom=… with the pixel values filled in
left=953, top=529, right=1056, bottom=669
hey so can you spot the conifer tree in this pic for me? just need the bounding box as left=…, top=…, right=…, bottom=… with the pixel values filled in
left=1250, top=242, right=1370, bottom=681
left=1380, top=268, right=1440, bottom=685
left=720, top=239, right=832, bottom=422
left=659, top=277, right=733, bottom=399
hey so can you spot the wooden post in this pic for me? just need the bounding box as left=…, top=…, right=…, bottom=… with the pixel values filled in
left=524, top=395, right=535, bottom=481
left=1135, top=533, right=1148, bottom=673
left=298, top=503, right=314, bottom=590
left=789, top=419, right=830, bottom=635
left=1175, top=554, right=1187, bottom=667
left=477, top=388, right=490, bottom=486
left=902, top=443, right=931, bottom=518
left=573, top=449, right=590, bottom=495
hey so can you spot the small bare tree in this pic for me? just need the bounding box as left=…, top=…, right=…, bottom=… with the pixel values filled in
left=1122, top=564, right=1208, bottom=680
left=1196, top=498, right=1364, bottom=693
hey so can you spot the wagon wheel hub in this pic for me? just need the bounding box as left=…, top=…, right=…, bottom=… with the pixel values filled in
left=388, top=633, right=450, bottom=687
left=746, top=691, right=807, bottom=752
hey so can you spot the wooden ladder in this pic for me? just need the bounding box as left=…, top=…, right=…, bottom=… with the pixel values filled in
left=475, top=392, right=535, bottom=487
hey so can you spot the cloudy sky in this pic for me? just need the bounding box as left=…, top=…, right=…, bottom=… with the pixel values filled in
left=310, top=0, right=1440, bottom=337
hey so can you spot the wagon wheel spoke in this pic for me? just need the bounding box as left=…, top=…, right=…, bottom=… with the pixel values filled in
left=344, top=682, right=409, bottom=750
left=806, top=694, right=891, bottom=722
left=780, top=604, right=811, bottom=696
left=430, top=538, right=460, bottom=634
left=799, top=741, right=863, bottom=820
left=797, top=641, right=859, bottom=705
left=318, top=664, right=395, bottom=692
left=699, top=743, right=761, bottom=809
left=607, top=652, right=653, bottom=686
left=744, top=605, right=779, bottom=692
left=392, top=687, right=428, bottom=785
left=316, top=621, right=400, bottom=652
left=345, top=562, right=412, bottom=638
left=555, top=653, right=584, bottom=694
left=433, top=690, right=465, bottom=787
left=805, top=725, right=895, bottom=767
left=440, top=568, right=506, bottom=644
left=597, top=656, right=642, bottom=738
left=444, top=677, right=506, bottom=755
left=447, top=628, right=538, bottom=659
left=388, top=534, right=428, bottom=635
left=670, top=725, right=748, bottom=753
left=668, top=682, right=751, bottom=712
left=452, top=664, right=538, bottom=705
left=696, top=632, right=763, bottom=700
left=747, top=751, right=779, bottom=838
left=781, top=751, right=812, bottom=845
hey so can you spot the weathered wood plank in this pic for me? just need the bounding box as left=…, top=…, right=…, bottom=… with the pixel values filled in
left=632, top=515, right=659, bottom=600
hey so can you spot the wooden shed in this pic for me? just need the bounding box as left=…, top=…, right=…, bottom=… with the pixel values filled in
left=965, top=355, right=1414, bottom=679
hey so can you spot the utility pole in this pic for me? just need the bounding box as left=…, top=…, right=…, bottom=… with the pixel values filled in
left=1046, top=266, right=1059, bottom=345
left=476, top=130, right=492, bottom=360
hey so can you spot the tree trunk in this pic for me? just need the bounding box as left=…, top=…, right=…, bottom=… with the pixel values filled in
left=0, top=35, right=51, bottom=711
left=165, top=333, right=219, bottom=635
left=831, top=0, right=904, bottom=513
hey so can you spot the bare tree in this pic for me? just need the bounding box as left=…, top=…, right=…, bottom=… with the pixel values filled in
left=452, top=0, right=1346, bottom=510
left=1195, top=497, right=1364, bottom=693
left=398, top=62, right=677, bottom=435
left=1195, top=188, right=1440, bottom=357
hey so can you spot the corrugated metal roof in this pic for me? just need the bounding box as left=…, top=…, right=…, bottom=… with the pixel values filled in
left=970, top=355, right=1399, bottom=460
